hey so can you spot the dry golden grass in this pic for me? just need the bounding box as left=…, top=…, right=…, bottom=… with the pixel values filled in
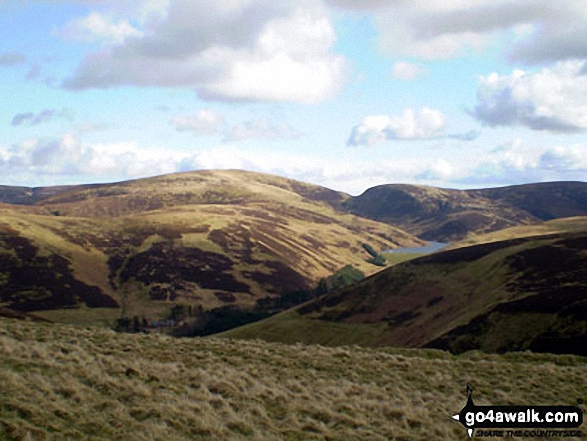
left=1, top=318, right=585, bottom=440
left=450, top=216, right=587, bottom=249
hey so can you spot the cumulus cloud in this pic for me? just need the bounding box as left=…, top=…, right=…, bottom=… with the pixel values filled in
left=0, top=52, right=25, bottom=66
left=417, top=158, right=456, bottom=181
left=11, top=109, right=58, bottom=127
left=56, top=11, right=142, bottom=43
left=347, top=108, right=446, bottom=146
left=170, top=109, right=224, bottom=136
left=454, top=139, right=587, bottom=186
left=471, top=61, right=587, bottom=132
left=329, top=0, right=587, bottom=63
left=225, top=119, right=301, bottom=142
left=538, top=145, right=587, bottom=172
left=0, top=128, right=438, bottom=195
left=62, top=0, right=346, bottom=103
left=391, top=61, right=426, bottom=80
left=1, top=134, right=182, bottom=181
left=2, top=131, right=585, bottom=194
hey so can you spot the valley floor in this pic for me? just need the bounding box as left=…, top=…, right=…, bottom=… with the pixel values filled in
left=0, top=318, right=585, bottom=440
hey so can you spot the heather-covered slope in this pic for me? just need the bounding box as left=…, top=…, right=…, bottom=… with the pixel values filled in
left=0, top=170, right=422, bottom=326
left=344, top=181, right=587, bottom=241
left=223, top=231, right=587, bottom=356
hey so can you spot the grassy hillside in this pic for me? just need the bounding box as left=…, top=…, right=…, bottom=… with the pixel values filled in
left=0, top=170, right=422, bottom=327
left=1, top=318, right=585, bottom=440
left=223, top=231, right=587, bottom=356
left=344, top=182, right=587, bottom=241
left=452, top=216, right=587, bottom=248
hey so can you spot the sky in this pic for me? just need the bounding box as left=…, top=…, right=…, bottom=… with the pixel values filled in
left=0, top=0, right=586, bottom=195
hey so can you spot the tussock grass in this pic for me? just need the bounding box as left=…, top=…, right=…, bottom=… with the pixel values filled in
left=1, top=318, right=585, bottom=440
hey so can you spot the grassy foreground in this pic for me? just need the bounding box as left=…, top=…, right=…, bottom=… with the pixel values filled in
left=1, top=319, right=586, bottom=440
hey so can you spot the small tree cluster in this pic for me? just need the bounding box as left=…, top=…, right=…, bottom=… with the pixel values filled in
left=362, top=243, right=387, bottom=267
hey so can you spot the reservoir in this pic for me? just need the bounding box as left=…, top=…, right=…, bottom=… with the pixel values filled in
left=385, top=241, right=448, bottom=254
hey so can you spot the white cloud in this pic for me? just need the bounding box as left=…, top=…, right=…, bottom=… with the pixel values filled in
left=2, top=132, right=586, bottom=194
left=62, top=0, right=346, bottom=103
left=472, top=61, right=587, bottom=132
left=329, top=0, right=587, bottom=63
left=538, top=145, right=587, bottom=172
left=56, top=12, right=142, bottom=43
left=455, top=139, right=587, bottom=186
left=0, top=134, right=182, bottom=181
left=348, top=108, right=446, bottom=146
left=391, top=61, right=426, bottom=80
left=170, top=110, right=224, bottom=136
left=421, top=158, right=456, bottom=180
left=0, top=131, right=435, bottom=194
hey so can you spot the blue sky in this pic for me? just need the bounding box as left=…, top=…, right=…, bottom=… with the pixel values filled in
left=1, top=0, right=586, bottom=194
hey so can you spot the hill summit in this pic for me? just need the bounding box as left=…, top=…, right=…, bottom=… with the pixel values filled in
left=0, top=170, right=422, bottom=326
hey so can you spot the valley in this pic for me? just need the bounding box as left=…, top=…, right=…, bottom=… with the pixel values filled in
left=0, top=170, right=586, bottom=356
left=1, top=170, right=586, bottom=440
left=0, top=170, right=422, bottom=327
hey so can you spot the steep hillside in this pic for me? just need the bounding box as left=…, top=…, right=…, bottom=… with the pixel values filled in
left=478, top=181, right=587, bottom=220
left=0, top=170, right=422, bottom=326
left=1, top=318, right=585, bottom=440
left=344, top=181, right=587, bottom=241
left=223, top=231, right=587, bottom=356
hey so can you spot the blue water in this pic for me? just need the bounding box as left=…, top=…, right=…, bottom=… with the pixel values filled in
left=385, top=241, right=448, bottom=254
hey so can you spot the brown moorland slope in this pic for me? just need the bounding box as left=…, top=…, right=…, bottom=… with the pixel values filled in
left=5, top=175, right=587, bottom=243
left=0, top=170, right=422, bottom=326
left=344, top=181, right=587, bottom=241
left=223, top=230, right=587, bottom=356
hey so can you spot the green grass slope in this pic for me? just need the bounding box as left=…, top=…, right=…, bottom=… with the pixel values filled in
left=1, top=318, right=585, bottom=440
left=223, top=231, right=587, bottom=356
left=0, top=170, right=423, bottom=327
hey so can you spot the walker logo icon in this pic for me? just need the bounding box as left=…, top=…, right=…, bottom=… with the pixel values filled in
left=452, top=385, right=584, bottom=438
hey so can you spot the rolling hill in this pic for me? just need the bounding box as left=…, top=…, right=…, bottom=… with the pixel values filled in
left=344, top=181, right=587, bottom=241
left=222, top=230, right=587, bottom=356
left=0, top=170, right=423, bottom=326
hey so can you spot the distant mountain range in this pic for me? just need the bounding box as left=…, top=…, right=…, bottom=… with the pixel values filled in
left=4, top=177, right=587, bottom=242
